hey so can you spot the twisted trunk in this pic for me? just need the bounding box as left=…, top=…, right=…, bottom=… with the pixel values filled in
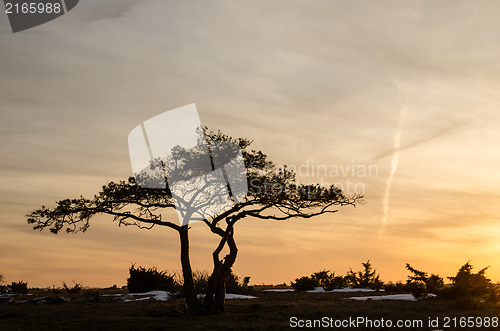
left=178, top=221, right=238, bottom=314
left=204, top=225, right=238, bottom=312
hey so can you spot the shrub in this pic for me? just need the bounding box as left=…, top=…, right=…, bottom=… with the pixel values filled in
left=330, top=276, right=347, bottom=290
left=346, top=260, right=383, bottom=290
left=291, top=276, right=319, bottom=292
left=225, top=269, right=252, bottom=294
left=311, top=270, right=331, bottom=286
left=444, top=262, right=498, bottom=308
left=127, top=264, right=178, bottom=293
left=193, top=270, right=209, bottom=295
left=291, top=270, right=346, bottom=292
left=405, top=263, right=444, bottom=298
left=384, top=281, right=406, bottom=293
left=0, top=274, right=8, bottom=294
left=405, top=281, right=427, bottom=299
left=83, top=289, right=100, bottom=302
left=63, top=281, right=83, bottom=294
left=426, top=274, right=445, bottom=293
left=9, top=281, right=28, bottom=295
left=311, top=270, right=345, bottom=291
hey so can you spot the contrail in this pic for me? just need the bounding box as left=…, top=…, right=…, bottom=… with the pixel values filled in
left=379, top=79, right=413, bottom=239
left=373, top=119, right=466, bottom=161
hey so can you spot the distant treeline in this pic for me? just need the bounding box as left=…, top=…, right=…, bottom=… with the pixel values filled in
left=290, top=260, right=498, bottom=308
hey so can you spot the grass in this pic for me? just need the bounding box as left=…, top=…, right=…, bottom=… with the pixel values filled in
left=1, top=288, right=499, bottom=330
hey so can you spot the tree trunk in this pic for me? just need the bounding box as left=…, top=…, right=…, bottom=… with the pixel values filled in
left=205, top=226, right=238, bottom=312
left=204, top=259, right=223, bottom=311
left=179, top=226, right=203, bottom=314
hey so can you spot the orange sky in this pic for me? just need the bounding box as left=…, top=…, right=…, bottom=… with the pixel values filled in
left=1, top=0, right=500, bottom=287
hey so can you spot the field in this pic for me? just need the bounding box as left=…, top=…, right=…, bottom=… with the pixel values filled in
left=1, top=288, right=499, bottom=330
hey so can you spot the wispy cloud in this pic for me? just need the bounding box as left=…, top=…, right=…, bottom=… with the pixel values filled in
left=373, top=120, right=466, bottom=161
left=379, top=78, right=413, bottom=239
left=79, top=0, right=145, bottom=23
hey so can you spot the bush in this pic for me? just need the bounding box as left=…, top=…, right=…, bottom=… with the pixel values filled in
left=225, top=269, right=252, bottom=294
left=346, top=260, right=383, bottom=290
left=127, top=264, right=178, bottom=293
left=384, top=281, right=406, bottom=293
left=291, top=276, right=319, bottom=292
left=9, top=281, right=28, bottom=295
left=83, top=289, right=100, bottom=302
left=63, top=281, right=83, bottom=294
left=193, top=270, right=210, bottom=295
left=405, top=263, right=444, bottom=298
left=426, top=274, right=445, bottom=293
left=0, top=274, right=8, bottom=294
left=170, top=269, right=250, bottom=296
left=444, top=262, right=498, bottom=308
left=330, top=276, right=347, bottom=290
left=311, top=270, right=331, bottom=286
left=312, top=270, right=346, bottom=291
left=291, top=270, right=346, bottom=292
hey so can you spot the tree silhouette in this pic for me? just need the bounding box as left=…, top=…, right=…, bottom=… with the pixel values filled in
left=26, top=127, right=362, bottom=313
left=405, top=263, right=444, bottom=298
left=447, top=261, right=497, bottom=306
left=346, top=260, right=383, bottom=290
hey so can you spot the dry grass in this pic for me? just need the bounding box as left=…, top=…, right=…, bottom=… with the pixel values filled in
left=1, top=289, right=499, bottom=330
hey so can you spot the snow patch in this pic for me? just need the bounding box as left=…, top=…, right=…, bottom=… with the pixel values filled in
left=306, top=287, right=376, bottom=293
left=225, top=293, right=257, bottom=300
left=197, top=293, right=257, bottom=300
left=123, top=290, right=170, bottom=302
left=332, top=287, right=378, bottom=293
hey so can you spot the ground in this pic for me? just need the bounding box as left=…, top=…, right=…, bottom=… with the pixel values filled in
left=0, top=288, right=499, bottom=330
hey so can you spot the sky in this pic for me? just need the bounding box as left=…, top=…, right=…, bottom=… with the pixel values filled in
left=1, top=0, right=500, bottom=287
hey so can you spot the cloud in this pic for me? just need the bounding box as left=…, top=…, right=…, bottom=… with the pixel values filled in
left=78, top=0, right=145, bottom=23
left=373, top=121, right=466, bottom=161
left=3, top=0, right=500, bottom=286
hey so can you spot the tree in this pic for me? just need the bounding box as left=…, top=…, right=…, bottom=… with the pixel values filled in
left=26, top=127, right=362, bottom=313
left=346, top=260, right=383, bottom=290
left=405, top=263, right=444, bottom=298
left=446, top=261, right=497, bottom=306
